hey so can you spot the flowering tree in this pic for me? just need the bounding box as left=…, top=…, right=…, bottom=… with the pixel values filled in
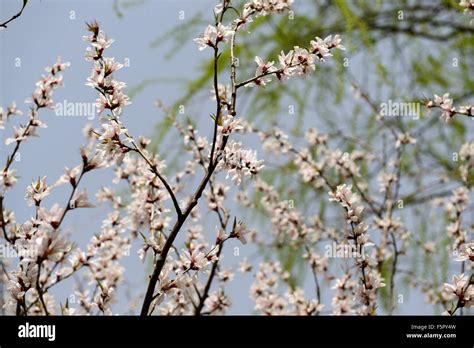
left=0, top=0, right=473, bottom=316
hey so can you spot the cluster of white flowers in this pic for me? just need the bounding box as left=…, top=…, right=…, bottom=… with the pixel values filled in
left=377, top=171, right=397, bottom=193
left=456, top=242, right=474, bottom=262
left=0, top=59, right=80, bottom=315
left=331, top=274, right=357, bottom=315
left=0, top=102, right=22, bottom=129
left=4, top=216, right=74, bottom=313
left=258, top=127, right=364, bottom=189
left=59, top=210, right=131, bottom=315
left=204, top=182, right=229, bottom=211
left=203, top=289, right=231, bottom=314
left=426, top=93, right=472, bottom=122
left=0, top=23, right=142, bottom=315
left=329, top=185, right=365, bottom=228
left=460, top=0, right=474, bottom=11
left=241, top=178, right=335, bottom=314
left=443, top=274, right=474, bottom=314
left=243, top=0, right=294, bottom=16
left=441, top=185, right=473, bottom=315
left=217, top=141, right=264, bottom=185
left=2, top=163, right=106, bottom=314
left=0, top=169, right=18, bottom=194
left=25, top=58, right=70, bottom=109
left=24, top=177, right=51, bottom=207
left=460, top=0, right=474, bottom=23
left=250, top=261, right=323, bottom=315
left=329, top=184, right=385, bottom=315
left=218, top=114, right=243, bottom=136
left=248, top=35, right=344, bottom=87
left=148, top=224, right=242, bottom=315
left=115, top=156, right=171, bottom=253
left=250, top=261, right=287, bottom=315
left=395, top=132, right=417, bottom=149
left=2, top=58, right=69, bottom=195
left=84, top=21, right=131, bottom=121
left=245, top=125, right=400, bottom=315
left=255, top=179, right=318, bottom=241
left=227, top=0, right=293, bottom=29
left=6, top=264, right=38, bottom=312
left=194, top=23, right=233, bottom=51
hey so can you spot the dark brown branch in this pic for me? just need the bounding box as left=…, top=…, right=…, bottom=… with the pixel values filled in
left=0, top=0, right=28, bottom=29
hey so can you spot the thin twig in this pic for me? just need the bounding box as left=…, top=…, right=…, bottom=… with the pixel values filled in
left=0, top=0, right=28, bottom=29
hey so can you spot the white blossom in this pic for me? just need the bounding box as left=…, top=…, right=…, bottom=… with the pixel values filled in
left=194, top=24, right=233, bottom=51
